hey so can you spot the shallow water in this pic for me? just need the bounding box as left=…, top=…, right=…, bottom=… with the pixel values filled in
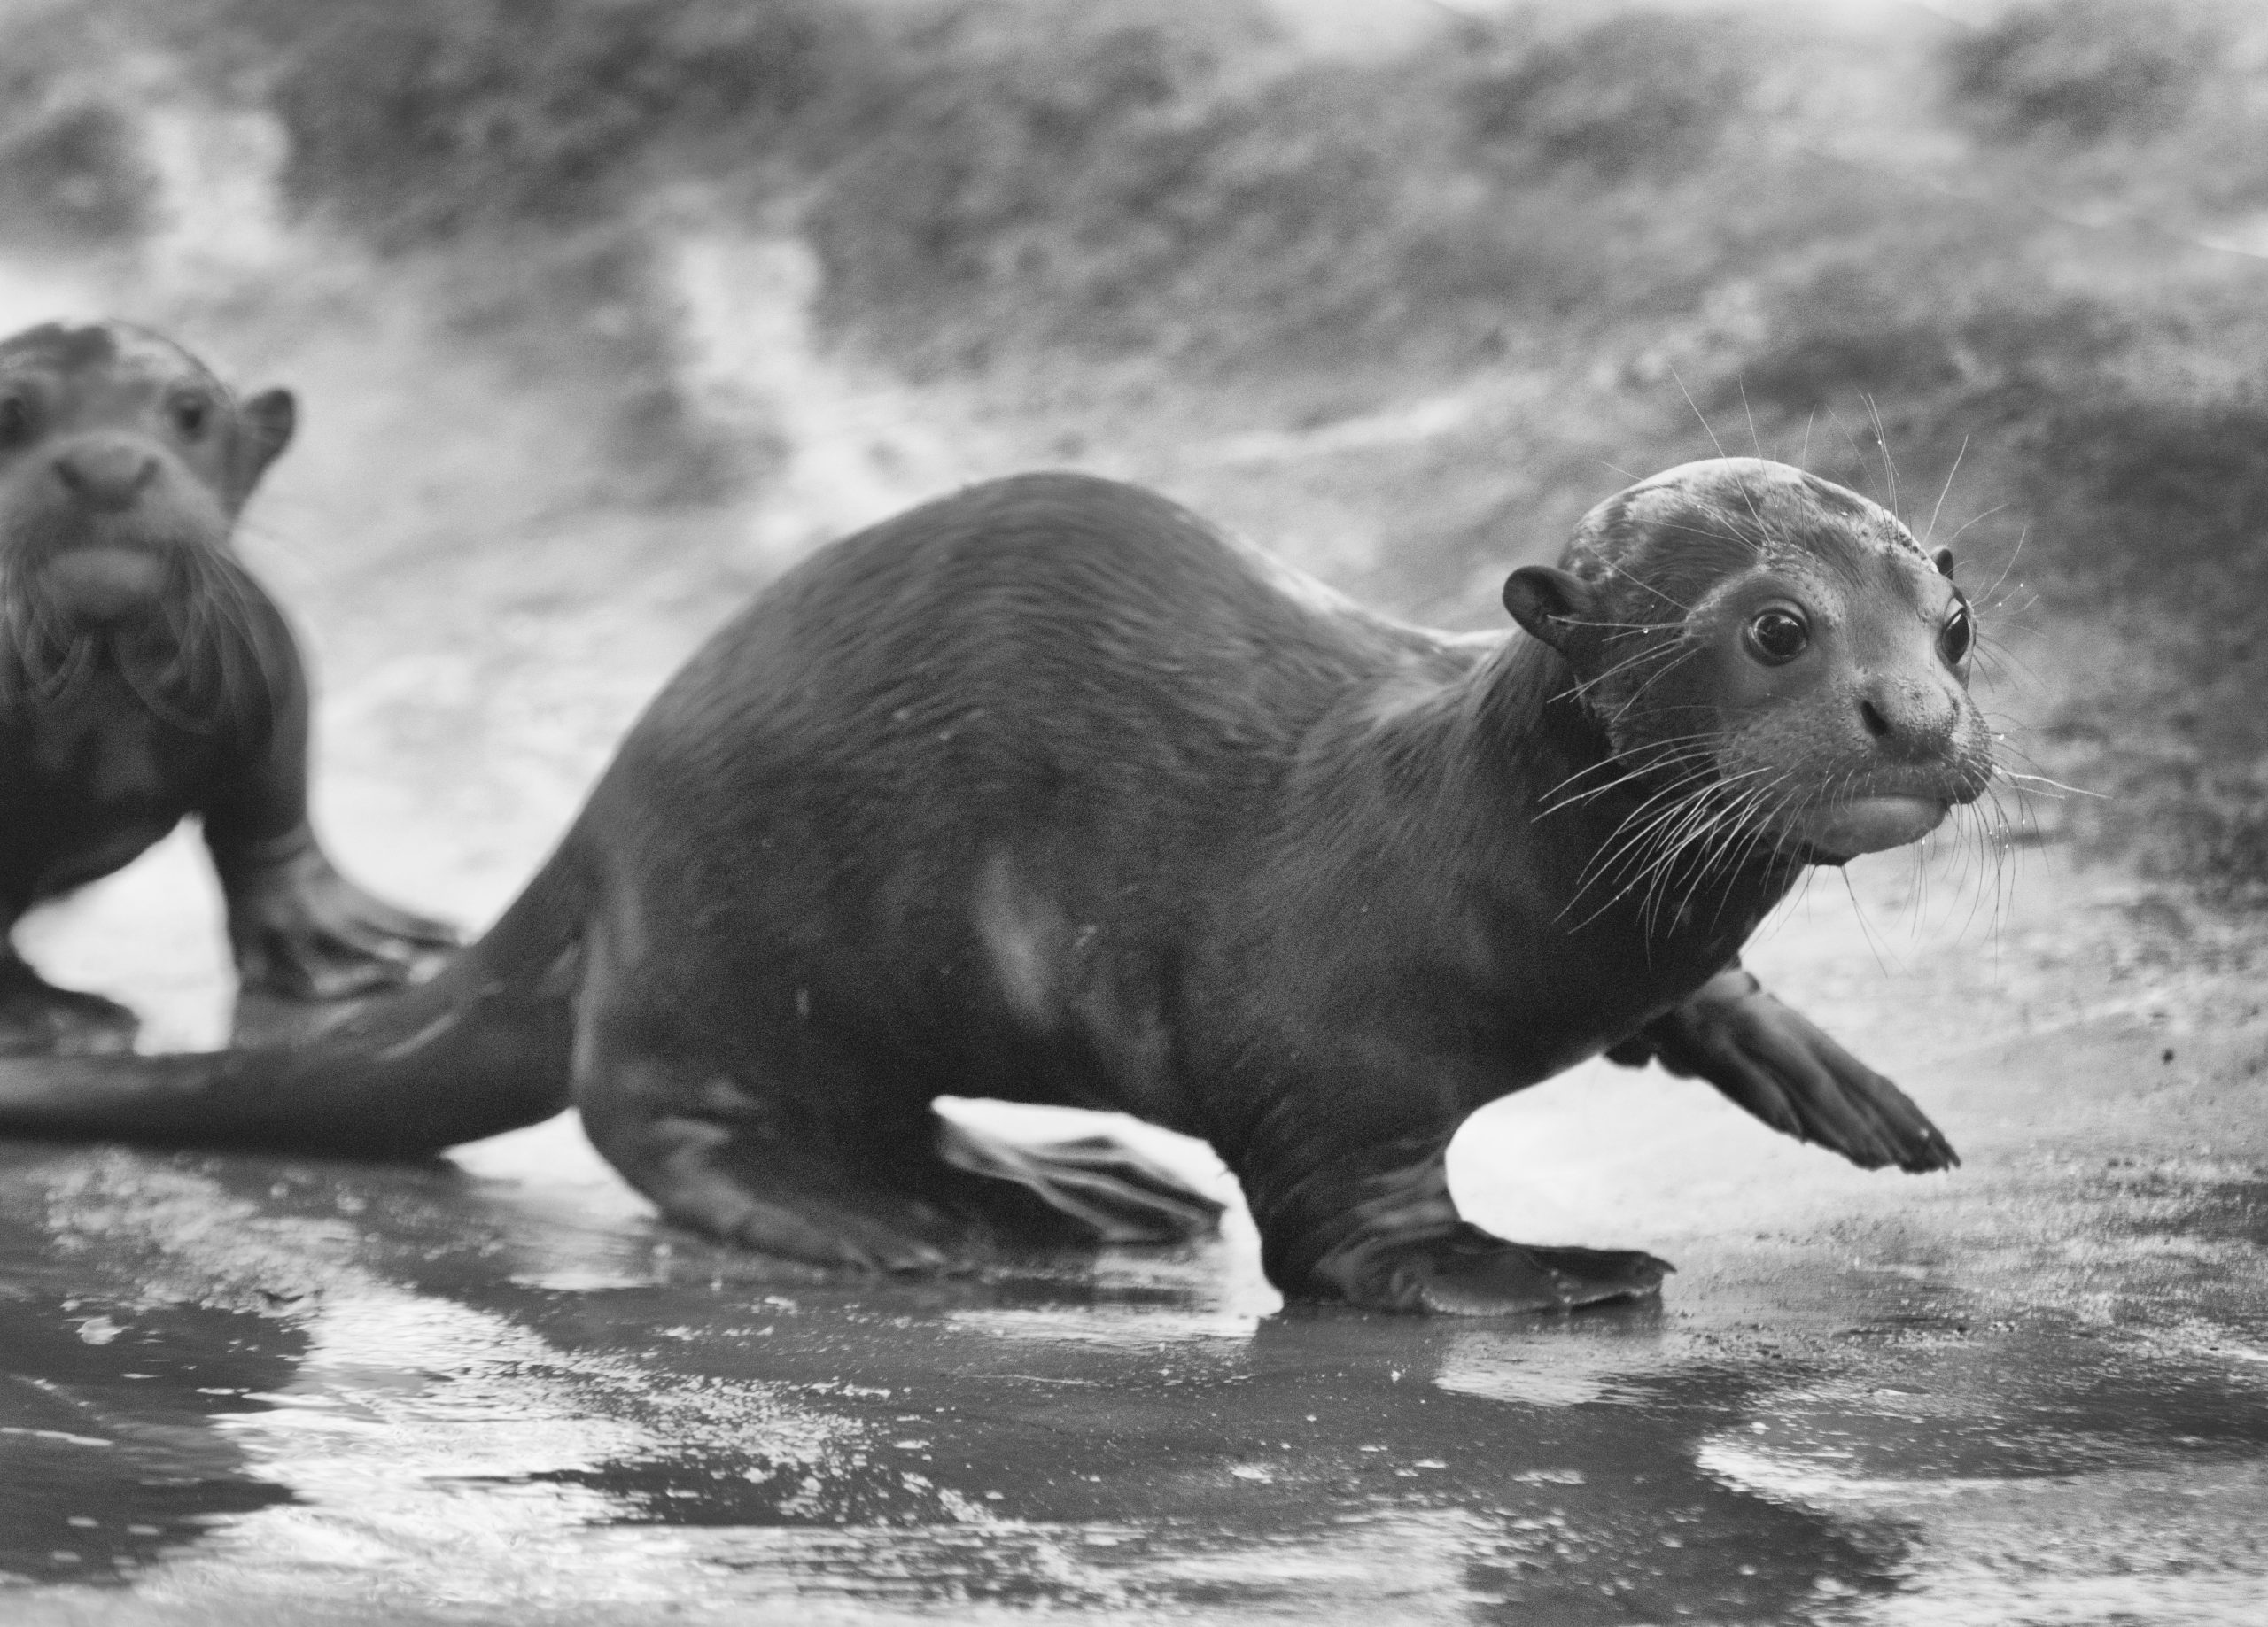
left=4, top=844, right=2266, bottom=1623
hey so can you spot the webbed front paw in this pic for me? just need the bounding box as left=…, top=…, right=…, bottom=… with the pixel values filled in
left=229, top=845, right=459, bottom=1002
left=1652, top=970, right=1958, bottom=1173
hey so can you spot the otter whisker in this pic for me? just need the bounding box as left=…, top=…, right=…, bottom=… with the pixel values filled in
left=1630, top=789, right=1761, bottom=941
left=1538, top=737, right=1724, bottom=816
left=196, top=553, right=281, bottom=731
left=1604, top=644, right=1710, bottom=726
left=27, top=633, right=94, bottom=703
left=1674, top=774, right=1788, bottom=916
left=1598, top=562, right=1697, bottom=618
left=1865, top=396, right=1900, bottom=519
left=1971, top=518, right=2026, bottom=596
left=1700, top=778, right=1797, bottom=933
left=1565, top=634, right=1683, bottom=691
left=1669, top=363, right=1729, bottom=465
left=1940, top=502, right=2011, bottom=554
left=1999, top=769, right=2101, bottom=799
left=1837, top=850, right=1898, bottom=977
left=1634, top=794, right=1738, bottom=936
left=1823, top=407, right=1878, bottom=500
left=1922, top=436, right=1969, bottom=550
left=1569, top=652, right=1696, bottom=724
left=1565, top=784, right=1715, bottom=914
left=1955, top=792, right=2013, bottom=940
left=1580, top=763, right=1744, bottom=870
left=117, top=656, right=220, bottom=734
left=1541, top=759, right=1706, bottom=819
left=1641, top=516, right=1758, bottom=551
left=1564, top=763, right=1778, bottom=930
left=0, top=589, right=26, bottom=703
left=1664, top=374, right=1772, bottom=544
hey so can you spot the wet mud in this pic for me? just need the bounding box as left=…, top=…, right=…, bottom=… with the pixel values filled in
left=3, top=841, right=2265, bottom=1623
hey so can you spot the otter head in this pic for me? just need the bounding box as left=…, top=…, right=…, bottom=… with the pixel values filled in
left=0, top=320, right=292, bottom=636
left=1503, top=456, right=1996, bottom=867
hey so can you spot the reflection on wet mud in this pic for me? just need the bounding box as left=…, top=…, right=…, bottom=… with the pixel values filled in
left=0, top=1287, right=298, bottom=1585
left=0, top=1129, right=1914, bottom=1623
left=397, top=1270, right=1908, bottom=1621
left=1, top=1131, right=1915, bottom=1620
left=6, top=844, right=2268, bottom=1624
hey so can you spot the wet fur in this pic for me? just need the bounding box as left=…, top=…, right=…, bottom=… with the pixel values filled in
left=0, top=465, right=1987, bottom=1313
left=0, top=320, right=454, bottom=1049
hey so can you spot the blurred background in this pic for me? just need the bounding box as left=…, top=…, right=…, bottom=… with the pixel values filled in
left=4, top=0, right=2266, bottom=1037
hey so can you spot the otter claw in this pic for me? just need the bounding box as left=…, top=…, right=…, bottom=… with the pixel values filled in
left=1648, top=974, right=1959, bottom=1174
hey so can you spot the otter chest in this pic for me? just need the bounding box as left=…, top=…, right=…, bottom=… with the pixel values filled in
left=0, top=678, right=224, bottom=905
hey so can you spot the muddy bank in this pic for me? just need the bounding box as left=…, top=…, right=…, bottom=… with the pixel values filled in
left=4, top=841, right=2266, bottom=1623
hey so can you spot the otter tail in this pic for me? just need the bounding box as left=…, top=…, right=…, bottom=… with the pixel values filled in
left=0, top=842, right=590, bottom=1158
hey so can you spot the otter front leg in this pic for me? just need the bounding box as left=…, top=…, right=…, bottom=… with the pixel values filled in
left=1230, top=1072, right=1669, bottom=1315
left=213, top=826, right=458, bottom=1004
left=1611, top=965, right=1958, bottom=1173
left=198, top=596, right=458, bottom=1020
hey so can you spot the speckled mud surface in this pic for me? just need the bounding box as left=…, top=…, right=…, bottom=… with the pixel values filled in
left=3, top=832, right=2264, bottom=1624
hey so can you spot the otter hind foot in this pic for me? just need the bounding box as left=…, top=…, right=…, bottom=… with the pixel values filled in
left=1341, top=1225, right=1671, bottom=1316
left=0, top=959, right=139, bottom=1058
left=936, top=1118, right=1226, bottom=1247
left=1418, top=1239, right=1671, bottom=1317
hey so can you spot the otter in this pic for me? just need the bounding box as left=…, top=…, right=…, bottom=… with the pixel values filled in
left=0, top=320, right=455, bottom=1055
left=0, top=461, right=1988, bottom=1314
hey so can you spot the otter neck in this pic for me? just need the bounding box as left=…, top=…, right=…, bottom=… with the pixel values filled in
left=1441, top=631, right=1796, bottom=969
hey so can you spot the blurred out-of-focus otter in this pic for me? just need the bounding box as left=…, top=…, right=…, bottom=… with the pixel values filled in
left=0, top=460, right=1991, bottom=1313
left=0, top=320, right=455, bottom=1055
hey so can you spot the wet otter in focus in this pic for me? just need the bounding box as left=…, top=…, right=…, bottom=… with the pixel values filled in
left=0, top=460, right=1988, bottom=1313
left=0, top=321, right=455, bottom=1054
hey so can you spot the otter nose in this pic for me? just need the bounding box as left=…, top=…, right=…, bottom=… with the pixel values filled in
left=53, top=439, right=159, bottom=513
left=1856, top=677, right=1961, bottom=761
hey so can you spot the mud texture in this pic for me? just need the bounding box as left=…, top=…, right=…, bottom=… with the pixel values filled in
left=0, top=831, right=2264, bottom=1624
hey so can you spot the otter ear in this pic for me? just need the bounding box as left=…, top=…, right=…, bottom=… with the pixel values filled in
left=1502, top=565, right=1600, bottom=652
left=1930, top=546, right=1955, bottom=578
left=238, top=387, right=296, bottom=486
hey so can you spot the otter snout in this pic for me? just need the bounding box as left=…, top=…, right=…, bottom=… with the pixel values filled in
left=1798, top=793, right=1949, bottom=857
left=52, top=436, right=161, bottom=514
left=41, top=546, right=170, bottom=620
left=1852, top=672, right=1967, bottom=764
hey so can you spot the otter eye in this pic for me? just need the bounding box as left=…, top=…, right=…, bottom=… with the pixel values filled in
left=0, top=393, right=29, bottom=448
left=1940, top=601, right=1974, bottom=667
left=169, top=393, right=210, bottom=438
left=1743, top=607, right=1810, bottom=666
